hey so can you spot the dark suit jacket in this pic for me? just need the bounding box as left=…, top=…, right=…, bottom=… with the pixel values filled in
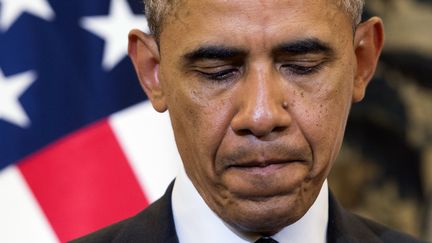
left=71, top=182, right=426, bottom=243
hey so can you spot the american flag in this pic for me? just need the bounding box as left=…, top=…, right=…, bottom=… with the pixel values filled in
left=0, top=0, right=180, bottom=242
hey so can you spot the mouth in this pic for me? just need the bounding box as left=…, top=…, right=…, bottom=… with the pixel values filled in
left=221, top=158, right=310, bottom=197
left=227, top=159, right=306, bottom=175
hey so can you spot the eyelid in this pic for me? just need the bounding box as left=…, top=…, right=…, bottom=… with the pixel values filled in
left=195, top=67, right=241, bottom=82
left=279, top=61, right=326, bottom=75
left=192, top=62, right=241, bottom=75
left=193, top=64, right=235, bottom=71
left=282, top=60, right=322, bottom=66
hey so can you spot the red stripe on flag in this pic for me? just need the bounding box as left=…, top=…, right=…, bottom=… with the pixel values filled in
left=18, top=120, right=149, bottom=242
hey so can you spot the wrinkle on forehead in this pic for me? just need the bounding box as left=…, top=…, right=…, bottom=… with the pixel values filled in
left=172, top=1, right=343, bottom=38
left=169, top=0, right=342, bottom=22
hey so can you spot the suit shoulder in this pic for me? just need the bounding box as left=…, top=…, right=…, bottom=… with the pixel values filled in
left=328, top=192, right=426, bottom=243
left=353, top=212, right=427, bottom=243
left=69, top=182, right=177, bottom=243
left=69, top=198, right=170, bottom=243
left=69, top=217, right=132, bottom=243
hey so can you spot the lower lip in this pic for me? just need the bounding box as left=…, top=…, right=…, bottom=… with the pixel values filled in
left=230, top=162, right=293, bottom=175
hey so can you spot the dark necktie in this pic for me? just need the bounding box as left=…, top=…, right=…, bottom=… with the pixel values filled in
left=255, top=237, right=279, bottom=243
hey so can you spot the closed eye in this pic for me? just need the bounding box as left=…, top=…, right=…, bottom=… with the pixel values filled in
left=197, top=68, right=240, bottom=82
left=281, top=62, right=324, bottom=76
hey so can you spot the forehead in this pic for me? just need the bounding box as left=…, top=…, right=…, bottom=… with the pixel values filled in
left=171, top=0, right=341, bottom=18
left=160, top=0, right=352, bottom=54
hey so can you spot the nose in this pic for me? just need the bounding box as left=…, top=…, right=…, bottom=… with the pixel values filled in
left=230, top=67, right=292, bottom=138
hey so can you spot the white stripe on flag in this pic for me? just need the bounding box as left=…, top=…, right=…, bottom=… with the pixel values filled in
left=0, top=166, right=58, bottom=243
left=110, top=101, right=181, bottom=202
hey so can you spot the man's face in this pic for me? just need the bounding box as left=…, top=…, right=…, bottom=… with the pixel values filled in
left=157, top=0, right=357, bottom=233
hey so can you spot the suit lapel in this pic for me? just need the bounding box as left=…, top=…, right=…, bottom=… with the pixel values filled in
left=327, top=192, right=382, bottom=243
left=113, top=181, right=179, bottom=243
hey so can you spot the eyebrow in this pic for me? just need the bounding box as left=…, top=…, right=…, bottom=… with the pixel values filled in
left=181, top=38, right=333, bottom=65
left=272, top=38, right=334, bottom=56
left=182, top=45, right=247, bottom=64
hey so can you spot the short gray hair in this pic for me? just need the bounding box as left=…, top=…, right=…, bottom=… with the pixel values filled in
left=144, top=0, right=365, bottom=40
left=339, top=0, right=365, bottom=26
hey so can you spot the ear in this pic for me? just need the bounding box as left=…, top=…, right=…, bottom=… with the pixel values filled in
left=352, top=17, right=385, bottom=103
left=128, top=29, right=167, bottom=112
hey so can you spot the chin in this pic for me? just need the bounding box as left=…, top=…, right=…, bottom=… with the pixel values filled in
left=219, top=191, right=312, bottom=234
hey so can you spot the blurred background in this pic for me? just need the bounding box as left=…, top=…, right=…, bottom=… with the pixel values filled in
left=0, top=0, right=430, bottom=242
left=329, top=0, right=432, bottom=240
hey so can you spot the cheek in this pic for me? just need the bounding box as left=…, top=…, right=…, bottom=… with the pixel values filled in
left=168, top=88, right=232, bottom=176
left=294, top=77, right=353, bottom=178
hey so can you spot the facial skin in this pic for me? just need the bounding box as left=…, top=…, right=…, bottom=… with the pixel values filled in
left=129, top=0, right=384, bottom=235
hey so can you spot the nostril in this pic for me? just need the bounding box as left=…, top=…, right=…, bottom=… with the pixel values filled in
left=272, top=126, right=286, bottom=133
left=233, top=124, right=286, bottom=138
left=235, top=128, right=254, bottom=136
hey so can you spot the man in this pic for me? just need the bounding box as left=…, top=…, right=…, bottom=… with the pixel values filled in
left=72, top=0, right=424, bottom=242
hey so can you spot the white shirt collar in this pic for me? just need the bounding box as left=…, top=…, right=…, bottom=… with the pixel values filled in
left=172, top=166, right=328, bottom=243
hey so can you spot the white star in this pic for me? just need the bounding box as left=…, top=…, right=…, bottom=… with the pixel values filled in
left=81, top=0, right=148, bottom=71
left=0, top=69, right=36, bottom=128
left=0, top=0, right=55, bottom=31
